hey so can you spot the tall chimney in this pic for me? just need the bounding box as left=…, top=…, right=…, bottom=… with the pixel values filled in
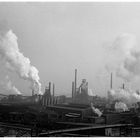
left=74, top=69, right=77, bottom=96
left=110, top=72, right=113, bottom=89
left=122, top=83, right=125, bottom=89
left=72, top=81, right=75, bottom=99
left=49, top=82, right=51, bottom=95
left=53, top=83, right=55, bottom=98
left=86, top=82, right=88, bottom=94
left=32, top=89, right=34, bottom=96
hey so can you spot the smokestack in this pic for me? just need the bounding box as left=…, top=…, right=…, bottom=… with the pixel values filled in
left=49, top=82, right=51, bottom=95
left=32, top=89, right=34, bottom=96
left=74, top=69, right=77, bottom=96
left=122, top=83, right=125, bottom=89
left=110, top=72, right=113, bottom=89
left=72, top=81, right=75, bottom=99
left=53, top=83, right=55, bottom=98
left=87, top=82, right=88, bottom=94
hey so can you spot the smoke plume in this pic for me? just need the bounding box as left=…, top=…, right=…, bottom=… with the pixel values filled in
left=115, top=101, right=129, bottom=112
left=108, top=89, right=140, bottom=107
left=0, top=30, right=42, bottom=95
left=88, top=88, right=96, bottom=96
left=1, top=75, right=22, bottom=95
left=90, top=102, right=102, bottom=117
left=106, top=33, right=140, bottom=82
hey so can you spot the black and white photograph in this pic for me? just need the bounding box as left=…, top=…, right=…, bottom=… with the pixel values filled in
left=0, top=1, right=140, bottom=137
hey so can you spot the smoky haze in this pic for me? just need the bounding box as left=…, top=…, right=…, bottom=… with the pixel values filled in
left=0, top=3, right=140, bottom=96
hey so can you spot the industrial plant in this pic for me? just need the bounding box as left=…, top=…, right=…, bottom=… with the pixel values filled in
left=0, top=69, right=139, bottom=137
left=0, top=2, right=140, bottom=137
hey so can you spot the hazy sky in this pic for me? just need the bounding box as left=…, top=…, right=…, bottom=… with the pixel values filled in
left=0, top=2, right=140, bottom=96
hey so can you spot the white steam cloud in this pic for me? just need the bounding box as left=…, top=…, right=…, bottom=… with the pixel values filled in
left=90, top=102, right=102, bottom=117
left=105, top=33, right=140, bottom=106
left=115, top=101, right=129, bottom=112
left=0, top=30, right=42, bottom=95
left=106, top=33, right=140, bottom=82
left=1, top=75, right=22, bottom=95
left=108, top=89, right=140, bottom=107
left=88, top=88, right=96, bottom=96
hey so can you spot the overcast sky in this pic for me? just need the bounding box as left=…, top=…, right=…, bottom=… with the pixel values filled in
left=0, top=2, right=140, bottom=96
